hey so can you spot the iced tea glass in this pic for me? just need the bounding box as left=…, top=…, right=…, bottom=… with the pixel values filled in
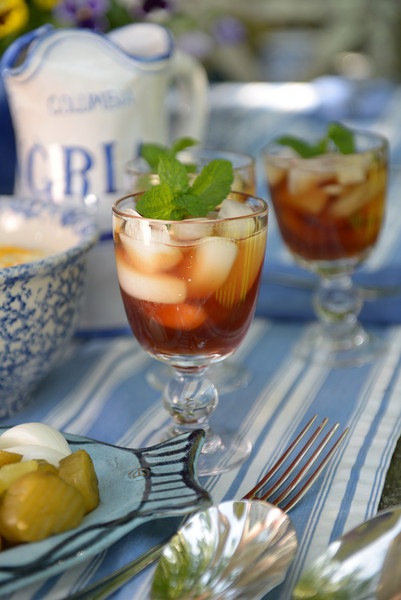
left=263, top=129, right=388, bottom=367
left=124, top=147, right=256, bottom=195
left=113, top=191, right=268, bottom=475
left=124, top=148, right=256, bottom=394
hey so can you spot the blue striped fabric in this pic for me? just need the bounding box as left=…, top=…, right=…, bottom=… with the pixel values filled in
left=2, top=319, right=401, bottom=599
left=2, top=80, right=401, bottom=599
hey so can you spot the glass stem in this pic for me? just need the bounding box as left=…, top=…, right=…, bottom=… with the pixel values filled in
left=163, top=367, right=218, bottom=435
left=313, top=274, right=367, bottom=348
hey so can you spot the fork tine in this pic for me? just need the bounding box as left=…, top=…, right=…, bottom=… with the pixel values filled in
left=242, top=414, right=319, bottom=501
left=242, top=416, right=349, bottom=512
left=279, top=426, right=349, bottom=512
left=259, top=419, right=338, bottom=502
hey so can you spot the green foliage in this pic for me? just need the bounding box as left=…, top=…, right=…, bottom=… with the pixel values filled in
left=139, top=137, right=198, bottom=172
left=276, top=123, right=356, bottom=158
left=135, top=154, right=234, bottom=220
left=136, top=137, right=234, bottom=220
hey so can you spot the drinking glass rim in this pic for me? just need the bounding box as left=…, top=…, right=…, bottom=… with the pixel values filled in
left=125, top=148, right=256, bottom=174
left=262, top=127, right=389, bottom=161
left=112, top=191, right=268, bottom=224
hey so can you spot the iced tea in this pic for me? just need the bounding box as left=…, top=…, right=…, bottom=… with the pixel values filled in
left=264, top=141, right=387, bottom=265
left=113, top=193, right=267, bottom=365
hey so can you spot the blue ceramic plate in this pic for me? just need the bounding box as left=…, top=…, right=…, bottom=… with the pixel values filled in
left=0, top=428, right=210, bottom=595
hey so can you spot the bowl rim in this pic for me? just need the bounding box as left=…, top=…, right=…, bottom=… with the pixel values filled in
left=0, top=196, right=99, bottom=282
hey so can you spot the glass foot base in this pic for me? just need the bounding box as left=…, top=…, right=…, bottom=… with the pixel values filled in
left=146, top=361, right=252, bottom=395
left=294, top=322, right=387, bottom=368
left=143, top=426, right=252, bottom=477
left=196, top=428, right=252, bottom=476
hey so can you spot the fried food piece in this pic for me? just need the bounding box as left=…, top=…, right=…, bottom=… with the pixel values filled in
left=0, top=461, right=38, bottom=495
left=59, top=449, right=100, bottom=514
left=35, top=459, right=59, bottom=475
left=0, top=450, right=22, bottom=468
left=0, top=471, right=85, bottom=543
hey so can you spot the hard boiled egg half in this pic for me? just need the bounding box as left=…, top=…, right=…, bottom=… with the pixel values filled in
left=0, top=423, right=72, bottom=467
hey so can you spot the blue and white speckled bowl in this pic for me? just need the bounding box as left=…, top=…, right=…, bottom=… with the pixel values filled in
left=0, top=197, right=98, bottom=417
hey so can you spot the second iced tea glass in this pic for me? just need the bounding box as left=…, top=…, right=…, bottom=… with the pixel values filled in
left=113, top=191, right=268, bottom=475
left=263, top=129, right=388, bottom=367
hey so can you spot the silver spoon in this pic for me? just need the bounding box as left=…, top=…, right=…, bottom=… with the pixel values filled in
left=293, top=506, right=401, bottom=599
left=70, top=499, right=297, bottom=600
left=149, top=500, right=297, bottom=600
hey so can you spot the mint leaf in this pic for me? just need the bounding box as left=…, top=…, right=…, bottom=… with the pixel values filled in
left=140, top=137, right=199, bottom=172
left=275, top=123, right=356, bottom=158
left=327, top=123, right=356, bottom=154
left=158, top=155, right=190, bottom=197
left=175, top=193, right=208, bottom=218
left=191, top=159, right=234, bottom=212
left=139, top=143, right=166, bottom=171
left=135, top=183, right=177, bottom=220
left=135, top=149, right=234, bottom=220
left=171, top=137, right=198, bottom=155
left=276, top=135, right=327, bottom=158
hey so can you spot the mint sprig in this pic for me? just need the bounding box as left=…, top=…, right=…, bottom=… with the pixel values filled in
left=139, top=137, right=198, bottom=172
left=327, top=123, right=355, bottom=153
left=276, top=122, right=356, bottom=158
left=135, top=154, right=234, bottom=220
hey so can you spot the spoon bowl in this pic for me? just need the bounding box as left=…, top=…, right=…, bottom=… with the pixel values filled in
left=293, top=506, right=401, bottom=599
left=150, top=500, right=298, bottom=600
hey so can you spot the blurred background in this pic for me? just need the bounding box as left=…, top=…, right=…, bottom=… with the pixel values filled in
left=1, top=0, right=401, bottom=195
left=1, top=0, right=401, bottom=83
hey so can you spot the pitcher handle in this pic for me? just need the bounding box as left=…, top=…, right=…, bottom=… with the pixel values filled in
left=168, top=49, right=209, bottom=143
left=106, top=23, right=209, bottom=145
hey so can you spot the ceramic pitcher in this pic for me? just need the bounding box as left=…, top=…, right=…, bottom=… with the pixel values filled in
left=1, top=23, right=209, bottom=334
left=1, top=23, right=208, bottom=229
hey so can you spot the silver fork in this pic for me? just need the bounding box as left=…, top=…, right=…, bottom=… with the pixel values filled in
left=243, top=414, right=349, bottom=512
left=70, top=415, right=348, bottom=600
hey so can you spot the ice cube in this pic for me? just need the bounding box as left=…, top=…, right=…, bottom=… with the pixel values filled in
left=323, top=184, right=342, bottom=196
left=328, top=183, right=368, bottom=218
left=124, top=218, right=171, bottom=245
left=120, top=232, right=182, bottom=273
left=218, top=199, right=256, bottom=238
left=170, top=219, right=213, bottom=242
left=113, top=209, right=142, bottom=236
left=218, top=198, right=254, bottom=219
left=335, top=155, right=368, bottom=185
left=288, top=166, right=321, bottom=195
left=329, top=156, right=387, bottom=218
left=116, top=257, right=187, bottom=303
left=153, top=303, right=208, bottom=331
left=284, top=185, right=328, bottom=215
left=187, top=237, right=238, bottom=298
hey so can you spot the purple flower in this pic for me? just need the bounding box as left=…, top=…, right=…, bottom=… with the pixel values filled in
left=54, top=0, right=110, bottom=31
left=141, top=0, right=170, bottom=12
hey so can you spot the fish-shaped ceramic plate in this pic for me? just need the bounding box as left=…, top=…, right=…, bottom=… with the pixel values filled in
left=0, top=428, right=210, bottom=595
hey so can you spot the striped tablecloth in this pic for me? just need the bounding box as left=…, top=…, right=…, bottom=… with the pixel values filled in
left=2, top=318, right=401, bottom=599
left=2, top=79, right=401, bottom=599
